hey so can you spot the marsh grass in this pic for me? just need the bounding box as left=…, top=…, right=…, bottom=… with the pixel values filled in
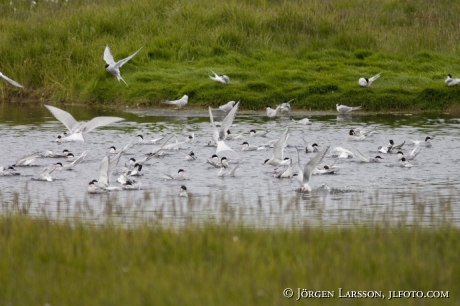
left=0, top=215, right=459, bottom=305
left=1, top=0, right=460, bottom=111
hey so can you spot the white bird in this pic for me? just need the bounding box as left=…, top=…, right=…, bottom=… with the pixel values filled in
left=241, top=141, right=262, bottom=151
left=225, top=130, right=243, bottom=140
left=410, top=136, right=433, bottom=147
left=185, top=151, right=197, bottom=161
left=332, top=147, right=355, bottom=159
left=209, top=70, right=230, bottom=84
left=145, top=135, right=174, bottom=156
left=0, top=72, right=24, bottom=88
left=61, top=151, right=89, bottom=170
left=291, top=118, right=311, bottom=125
left=217, top=101, right=236, bottom=112
left=87, top=180, right=108, bottom=194
left=275, top=158, right=297, bottom=179
left=248, top=129, right=270, bottom=137
left=0, top=166, right=19, bottom=176
left=279, top=99, right=294, bottom=113
left=44, top=104, right=125, bottom=142
left=445, top=74, right=460, bottom=87
left=35, top=162, right=62, bottom=181
left=266, top=105, right=281, bottom=118
left=305, top=143, right=320, bottom=153
left=179, top=185, right=188, bottom=197
left=127, top=163, right=143, bottom=176
left=400, top=157, right=413, bottom=168
left=263, top=128, right=290, bottom=167
left=206, top=154, right=221, bottom=168
left=163, top=169, right=187, bottom=180
left=92, top=156, right=122, bottom=191
left=348, top=129, right=366, bottom=141
left=313, top=165, right=337, bottom=175
left=103, top=45, right=142, bottom=86
left=355, top=150, right=384, bottom=163
left=359, top=72, right=381, bottom=87
left=298, top=146, right=330, bottom=192
left=136, top=134, right=165, bottom=145
left=397, top=147, right=421, bottom=161
left=13, top=153, right=40, bottom=166
left=162, top=95, right=188, bottom=108
left=209, top=101, right=240, bottom=154
left=42, top=149, right=71, bottom=158
left=336, top=104, right=362, bottom=113
left=218, top=161, right=241, bottom=177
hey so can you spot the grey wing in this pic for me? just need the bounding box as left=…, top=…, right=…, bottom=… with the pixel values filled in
left=219, top=101, right=240, bottom=140
left=116, top=47, right=142, bottom=68
left=0, top=73, right=24, bottom=88
left=70, top=150, right=89, bottom=166
left=355, top=149, right=370, bottom=162
left=103, top=45, right=116, bottom=65
left=98, top=156, right=109, bottom=186
left=44, top=105, right=79, bottom=133
left=273, top=128, right=289, bottom=160
left=303, top=146, right=330, bottom=183
left=229, top=161, right=242, bottom=176
left=208, top=106, right=220, bottom=144
left=80, top=116, right=125, bottom=133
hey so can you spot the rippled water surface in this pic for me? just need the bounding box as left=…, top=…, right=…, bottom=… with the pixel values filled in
left=1, top=103, right=459, bottom=227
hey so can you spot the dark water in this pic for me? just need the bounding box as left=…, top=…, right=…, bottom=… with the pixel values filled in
left=0, top=103, right=459, bottom=227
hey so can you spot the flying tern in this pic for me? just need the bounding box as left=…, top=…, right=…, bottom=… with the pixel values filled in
left=359, top=72, right=381, bottom=87
left=0, top=72, right=24, bottom=88
left=209, top=101, right=240, bottom=154
left=162, top=95, right=188, bottom=108
left=445, top=74, right=460, bottom=87
left=297, top=146, right=330, bottom=192
left=209, top=70, right=230, bottom=84
left=44, top=104, right=125, bottom=142
left=104, top=45, right=142, bottom=86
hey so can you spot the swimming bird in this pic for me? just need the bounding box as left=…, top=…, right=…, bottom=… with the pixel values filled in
left=103, top=45, right=142, bottom=86
left=61, top=151, right=89, bottom=170
left=209, top=101, right=240, bottom=154
left=410, top=136, right=433, bottom=147
left=13, top=153, right=40, bottom=167
left=266, top=105, right=281, bottom=118
left=162, top=95, right=188, bottom=109
left=280, top=99, right=294, bottom=113
left=206, top=154, right=221, bottom=168
left=0, top=166, right=19, bottom=176
left=275, top=158, right=297, bottom=179
left=163, top=169, right=187, bottom=180
left=248, top=129, right=270, bottom=137
left=332, top=147, right=355, bottom=159
left=0, top=72, right=24, bottom=88
left=313, top=165, right=336, bottom=175
left=216, top=101, right=236, bottom=112
left=209, top=70, right=230, bottom=84
left=336, top=104, right=362, bottom=113
left=35, top=162, right=62, bottom=181
left=136, top=134, right=165, bottom=145
left=397, top=146, right=421, bottom=161
left=91, top=155, right=123, bottom=191
left=291, top=118, right=311, bottom=125
left=179, top=185, right=188, bottom=197
left=44, top=104, right=125, bottom=142
left=400, top=157, right=413, bottom=168
left=145, top=135, right=174, bottom=157
left=185, top=151, right=197, bottom=161
left=87, top=180, right=108, bottom=194
left=42, top=149, right=71, bottom=158
left=263, top=128, right=290, bottom=167
left=305, top=143, right=320, bottom=153
left=355, top=150, right=384, bottom=163
left=359, top=72, right=381, bottom=87
left=445, top=74, right=460, bottom=87
left=297, top=146, right=330, bottom=192
left=348, top=129, right=367, bottom=141
left=241, top=142, right=261, bottom=151
left=218, top=161, right=241, bottom=177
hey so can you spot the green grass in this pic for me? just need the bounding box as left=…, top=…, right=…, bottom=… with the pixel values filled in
left=0, top=215, right=458, bottom=305
left=1, top=0, right=460, bottom=111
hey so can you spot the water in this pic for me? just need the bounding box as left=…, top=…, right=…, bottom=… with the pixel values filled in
left=1, top=103, right=459, bottom=227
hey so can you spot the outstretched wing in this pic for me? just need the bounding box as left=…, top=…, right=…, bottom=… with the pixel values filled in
left=116, top=47, right=143, bottom=68
left=103, top=45, right=116, bottom=65
left=44, top=104, right=79, bottom=133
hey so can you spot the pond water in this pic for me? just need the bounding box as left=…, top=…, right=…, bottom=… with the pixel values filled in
left=0, top=103, right=459, bottom=227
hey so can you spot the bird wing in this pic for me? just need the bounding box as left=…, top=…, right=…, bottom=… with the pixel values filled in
left=80, top=116, right=125, bottom=133
left=273, top=128, right=289, bottom=160
left=355, top=149, right=370, bottom=162
left=0, top=72, right=24, bottom=88
left=103, top=45, right=116, bottom=65
left=370, top=72, right=382, bottom=82
left=44, top=105, right=79, bottom=133
left=303, top=146, right=330, bottom=184
left=218, top=101, right=240, bottom=140
left=116, top=47, right=143, bottom=68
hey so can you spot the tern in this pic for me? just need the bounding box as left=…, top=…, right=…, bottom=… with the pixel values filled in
left=13, top=153, right=40, bottom=167
left=136, top=134, right=165, bottom=145
left=336, top=104, right=362, bottom=113
left=0, top=72, right=24, bottom=88
left=291, top=118, right=311, bottom=125
left=218, top=161, right=242, bottom=177
left=44, top=104, right=125, bottom=142
left=410, top=136, right=433, bottom=147
left=355, top=150, right=384, bottom=163
left=359, top=72, right=381, bottom=87
left=61, top=151, right=89, bottom=170
left=185, top=151, right=197, bottom=161
left=263, top=128, right=290, bottom=167
left=35, top=162, right=62, bottom=182
left=280, top=99, right=294, bottom=113
left=209, top=101, right=240, bottom=154
left=332, top=147, right=355, bottom=159
left=179, top=185, right=188, bottom=197
left=445, top=74, right=460, bottom=87
left=400, top=157, right=413, bottom=168
left=209, top=70, right=230, bottom=84
left=266, top=105, right=281, bottom=118
left=297, top=146, right=330, bottom=192
left=162, top=95, right=188, bottom=108
left=0, top=166, right=19, bottom=176
left=216, top=101, right=236, bottom=112
left=163, top=169, right=187, bottom=180
left=104, top=45, right=142, bottom=86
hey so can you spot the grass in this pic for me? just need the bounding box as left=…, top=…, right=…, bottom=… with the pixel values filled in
left=0, top=215, right=459, bottom=305
left=1, top=0, right=460, bottom=111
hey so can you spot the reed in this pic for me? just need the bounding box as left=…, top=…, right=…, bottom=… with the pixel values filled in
left=1, top=0, right=460, bottom=110
left=0, top=215, right=458, bottom=305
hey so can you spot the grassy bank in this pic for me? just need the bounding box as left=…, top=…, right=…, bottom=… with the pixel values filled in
left=1, top=0, right=460, bottom=111
left=0, top=216, right=458, bottom=305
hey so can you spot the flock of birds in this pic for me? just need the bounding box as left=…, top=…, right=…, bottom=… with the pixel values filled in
left=0, top=45, right=444, bottom=198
